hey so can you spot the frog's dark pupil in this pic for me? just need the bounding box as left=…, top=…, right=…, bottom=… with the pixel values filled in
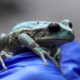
left=48, top=23, right=60, bottom=33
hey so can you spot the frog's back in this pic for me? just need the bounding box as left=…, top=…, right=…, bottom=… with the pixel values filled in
left=9, top=21, right=51, bottom=34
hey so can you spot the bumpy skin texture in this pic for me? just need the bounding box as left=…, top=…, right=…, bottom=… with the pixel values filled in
left=0, top=20, right=74, bottom=70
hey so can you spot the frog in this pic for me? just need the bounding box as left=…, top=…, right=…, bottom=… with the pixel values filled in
left=0, top=19, right=74, bottom=70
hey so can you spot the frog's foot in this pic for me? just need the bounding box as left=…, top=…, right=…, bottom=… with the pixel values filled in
left=7, top=52, right=13, bottom=58
left=33, top=47, right=48, bottom=65
left=40, top=52, right=48, bottom=65
left=44, top=61, right=48, bottom=65
left=0, top=51, right=13, bottom=70
left=1, top=51, right=13, bottom=58
left=4, top=66, right=7, bottom=71
left=0, top=56, right=7, bottom=71
left=6, top=55, right=12, bottom=58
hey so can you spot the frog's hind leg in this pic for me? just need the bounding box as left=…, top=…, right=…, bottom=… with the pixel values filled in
left=0, top=34, right=13, bottom=70
left=0, top=55, right=7, bottom=70
left=0, top=47, right=13, bottom=70
left=18, top=33, right=48, bottom=65
left=3, top=46, right=13, bottom=59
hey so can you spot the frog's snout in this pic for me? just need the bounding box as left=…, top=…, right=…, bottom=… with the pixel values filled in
left=67, top=31, right=75, bottom=42
left=48, top=23, right=61, bottom=34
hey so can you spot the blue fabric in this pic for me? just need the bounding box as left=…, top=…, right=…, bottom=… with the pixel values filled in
left=60, top=40, right=80, bottom=80
left=0, top=40, right=80, bottom=80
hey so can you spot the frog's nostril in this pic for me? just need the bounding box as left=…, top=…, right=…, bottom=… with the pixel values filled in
left=48, top=23, right=60, bottom=33
left=69, top=22, right=72, bottom=28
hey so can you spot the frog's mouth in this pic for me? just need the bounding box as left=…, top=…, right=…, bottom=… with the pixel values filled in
left=36, top=36, right=73, bottom=44
left=37, top=36, right=72, bottom=41
left=36, top=34, right=74, bottom=48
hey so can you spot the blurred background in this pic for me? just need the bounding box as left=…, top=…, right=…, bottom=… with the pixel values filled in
left=0, top=0, right=80, bottom=41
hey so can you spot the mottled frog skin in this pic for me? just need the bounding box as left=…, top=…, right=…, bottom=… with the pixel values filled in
left=0, top=20, right=74, bottom=70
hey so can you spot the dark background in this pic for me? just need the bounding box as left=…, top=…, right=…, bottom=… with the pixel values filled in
left=0, top=0, right=80, bottom=42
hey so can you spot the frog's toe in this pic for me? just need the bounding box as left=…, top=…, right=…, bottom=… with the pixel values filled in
left=7, top=55, right=12, bottom=58
left=44, top=61, right=48, bottom=65
left=3, top=66, right=7, bottom=71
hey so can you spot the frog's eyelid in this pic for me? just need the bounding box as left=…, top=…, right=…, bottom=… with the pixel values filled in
left=59, top=23, right=73, bottom=32
left=60, top=19, right=73, bottom=28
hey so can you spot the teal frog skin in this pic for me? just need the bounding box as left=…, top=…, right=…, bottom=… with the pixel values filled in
left=0, top=20, right=74, bottom=70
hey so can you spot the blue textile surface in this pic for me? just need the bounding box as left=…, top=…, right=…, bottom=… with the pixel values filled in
left=0, top=40, right=80, bottom=80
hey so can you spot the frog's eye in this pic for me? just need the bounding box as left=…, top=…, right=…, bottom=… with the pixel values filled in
left=69, top=22, right=72, bottom=28
left=48, top=23, right=60, bottom=33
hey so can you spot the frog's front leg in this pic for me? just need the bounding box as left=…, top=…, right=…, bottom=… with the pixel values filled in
left=18, top=33, right=48, bottom=65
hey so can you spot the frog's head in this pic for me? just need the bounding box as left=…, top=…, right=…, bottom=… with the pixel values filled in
left=37, top=20, right=75, bottom=48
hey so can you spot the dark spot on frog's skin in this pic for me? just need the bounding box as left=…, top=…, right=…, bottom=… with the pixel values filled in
left=35, top=29, right=46, bottom=38
left=14, top=39, right=16, bottom=42
left=36, top=28, right=44, bottom=33
left=37, top=22, right=39, bottom=24
left=12, top=33, right=16, bottom=37
left=15, top=37, right=17, bottom=39
left=20, top=30, right=28, bottom=34
left=9, top=33, right=18, bottom=46
left=10, top=42, right=13, bottom=45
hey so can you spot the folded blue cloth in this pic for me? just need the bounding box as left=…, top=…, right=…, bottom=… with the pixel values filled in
left=0, top=40, right=80, bottom=80
left=60, top=40, right=80, bottom=80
